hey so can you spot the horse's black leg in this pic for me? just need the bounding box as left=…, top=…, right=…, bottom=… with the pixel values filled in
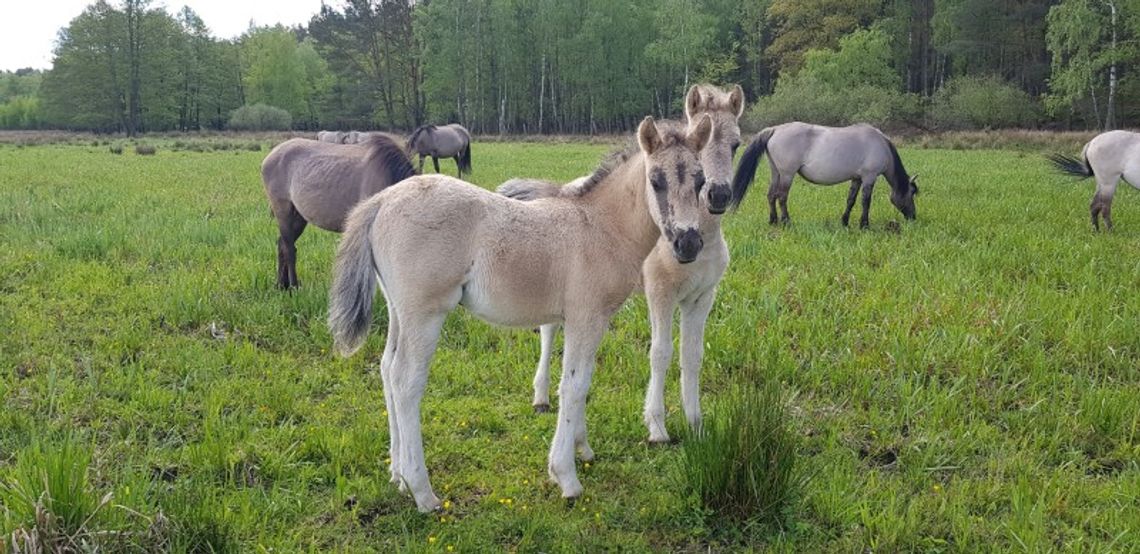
left=432, top=156, right=441, bottom=174
left=277, top=205, right=308, bottom=289
left=859, top=179, right=874, bottom=229
left=767, top=173, right=783, bottom=225
left=841, top=179, right=860, bottom=227
left=454, top=156, right=462, bottom=177
left=776, top=176, right=792, bottom=225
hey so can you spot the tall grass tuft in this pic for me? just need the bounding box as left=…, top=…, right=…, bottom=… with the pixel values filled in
left=678, top=377, right=799, bottom=526
left=0, top=440, right=106, bottom=550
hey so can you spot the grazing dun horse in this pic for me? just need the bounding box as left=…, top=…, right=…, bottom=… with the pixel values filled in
left=261, top=136, right=417, bottom=289
left=732, top=122, right=918, bottom=227
left=328, top=116, right=715, bottom=512
left=1049, top=130, right=1140, bottom=231
left=501, top=84, right=744, bottom=443
left=407, top=123, right=473, bottom=177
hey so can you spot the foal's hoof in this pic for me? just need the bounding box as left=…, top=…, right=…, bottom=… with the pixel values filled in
left=533, top=403, right=551, bottom=414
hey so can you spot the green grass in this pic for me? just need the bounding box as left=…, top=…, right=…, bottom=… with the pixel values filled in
left=0, top=141, right=1138, bottom=551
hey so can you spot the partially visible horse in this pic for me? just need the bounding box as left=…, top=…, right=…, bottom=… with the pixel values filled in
left=261, top=136, right=417, bottom=289
left=501, top=84, right=744, bottom=444
left=407, top=123, right=472, bottom=177
left=317, top=130, right=348, bottom=144
left=732, top=122, right=918, bottom=227
left=1049, top=130, right=1140, bottom=231
left=328, top=116, right=714, bottom=512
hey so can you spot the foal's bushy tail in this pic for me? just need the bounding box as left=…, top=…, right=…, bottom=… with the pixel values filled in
left=1048, top=153, right=1094, bottom=179
left=328, top=197, right=383, bottom=357
left=731, top=127, right=775, bottom=209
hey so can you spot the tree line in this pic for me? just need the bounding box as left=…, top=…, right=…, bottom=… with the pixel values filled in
left=1, top=0, right=1136, bottom=134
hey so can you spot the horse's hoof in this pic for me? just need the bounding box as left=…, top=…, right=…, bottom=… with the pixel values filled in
left=533, top=403, right=551, bottom=414
left=647, top=437, right=673, bottom=447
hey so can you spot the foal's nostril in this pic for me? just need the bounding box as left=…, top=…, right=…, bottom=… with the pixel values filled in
left=708, top=184, right=731, bottom=213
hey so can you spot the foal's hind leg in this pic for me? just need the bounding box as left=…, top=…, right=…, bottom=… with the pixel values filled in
left=275, top=205, right=308, bottom=289
left=841, top=179, right=860, bottom=227
left=773, top=174, right=793, bottom=225
left=388, top=308, right=449, bottom=512
left=533, top=323, right=559, bottom=413
left=380, top=302, right=404, bottom=490
left=858, top=178, right=875, bottom=229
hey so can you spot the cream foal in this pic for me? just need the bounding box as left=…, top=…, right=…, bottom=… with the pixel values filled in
left=329, top=116, right=714, bottom=512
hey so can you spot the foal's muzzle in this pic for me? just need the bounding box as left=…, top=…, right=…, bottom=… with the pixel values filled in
left=707, top=184, right=731, bottom=214
left=672, top=228, right=703, bottom=264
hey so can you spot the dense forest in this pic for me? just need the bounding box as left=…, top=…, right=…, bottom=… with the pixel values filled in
left=0, top=0, right=1136, bottom=134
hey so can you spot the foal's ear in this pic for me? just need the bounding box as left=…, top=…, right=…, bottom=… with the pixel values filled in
left=638, top=116, right=663, bottom=155
left=685, top=85, right=703, bottom=121
left=686, top=114, right=713, bottom=152
left=910, top=174, right=920, bottom=194
left=729, top=84, right=745, bottom=118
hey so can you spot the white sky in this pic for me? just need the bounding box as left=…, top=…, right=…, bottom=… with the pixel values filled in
left=0, top=1, right=327, bottom=71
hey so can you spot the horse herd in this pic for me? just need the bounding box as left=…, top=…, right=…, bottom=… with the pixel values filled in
left=260, top=83, right=1136, bottom=512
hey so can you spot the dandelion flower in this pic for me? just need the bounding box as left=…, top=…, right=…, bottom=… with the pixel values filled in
left=428, top=536, right=437, bottom=544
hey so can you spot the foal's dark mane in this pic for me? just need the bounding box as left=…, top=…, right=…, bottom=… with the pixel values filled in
left=364, top=134, right=418, bottom=186
left=568, top=120, right=688, bottom=198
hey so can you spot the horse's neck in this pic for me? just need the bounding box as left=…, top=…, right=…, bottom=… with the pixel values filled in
left=580, top=154, right=659, bottom=259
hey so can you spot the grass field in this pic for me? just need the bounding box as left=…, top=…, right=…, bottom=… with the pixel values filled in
left=1, top=139, right=1138, bottom=552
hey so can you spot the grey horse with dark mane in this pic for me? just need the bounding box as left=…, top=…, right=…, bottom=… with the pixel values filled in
left=261, top=135, right=417, bottom=289
left=732, top=122, right=918, bottom=227
left=407, top=123, right=472, bottom=177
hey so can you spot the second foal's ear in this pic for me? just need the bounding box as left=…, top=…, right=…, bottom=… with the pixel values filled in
left=729, top=84, right=745, bottom=118
left=685, top=85, right=703, bottom=121
left=638, top=116, right=663, bottom=155
left=686, top=114, right=713, bottom=152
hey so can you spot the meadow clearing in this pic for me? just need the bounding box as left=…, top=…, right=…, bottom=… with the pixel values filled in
left=0, top=138, right=1138, bottom=552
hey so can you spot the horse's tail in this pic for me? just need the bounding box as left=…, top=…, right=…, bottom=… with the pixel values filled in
left=457, top=140, right=473, bottom=176
left=731, top=127, right=775, bottom=209
left=497, top=178, right=562, bottom=201
left=328, top=197, right=383, bottom=357
left=1048, top=152, right=1094, bottom=179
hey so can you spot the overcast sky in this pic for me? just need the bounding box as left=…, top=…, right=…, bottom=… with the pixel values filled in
left=1, top=1, right=327, bottom=72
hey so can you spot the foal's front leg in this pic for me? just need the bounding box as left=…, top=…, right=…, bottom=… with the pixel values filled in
left=643, top=284, right=678, bottom=444
left=679, top=288, right=717, bottom=434
left=532, top=324, right=559, bottom=412
left=548, top=321, right=606, bottom=499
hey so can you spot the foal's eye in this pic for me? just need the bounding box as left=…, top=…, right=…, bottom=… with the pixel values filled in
left=651, top=176, right=666, bottom=192
left=731, top=142, right=741, bottom=157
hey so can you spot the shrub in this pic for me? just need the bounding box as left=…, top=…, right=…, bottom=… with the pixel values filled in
left=746, top=28, right=920, bottom=128
left=227, top=103, right=292, bottom=131
left=931, top=76, right=1040, bottom=130
left=135, top=144, right=156, bottom=155
left=678, top=376, right=800, bottom=525
left=109, top=144, right=123, bottom=155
